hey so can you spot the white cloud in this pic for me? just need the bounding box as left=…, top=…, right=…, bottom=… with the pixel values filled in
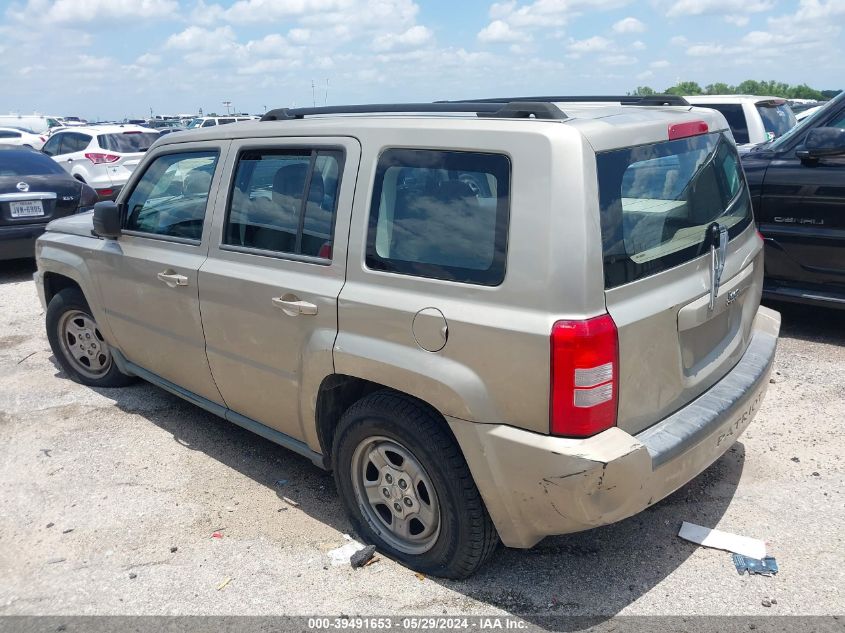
left=8, top=0, right=178, bottom=24
left=665, top=0, right=774, bottom=18
left=477, top=19, right=528, bottom=43
left=650, top=59, right=671, bottom=68
left=631, top=40, right=646, bottom=50
left=636, top=70, right=654, bottom=80
left=136, top=53, right=161, bottom=65
left=599, top=54, right=637, bottom=66
left=288, top=28, right=311, bottom=44
left=372, top=25, right=433, bottom=51
left=567, top=35, right=613, bottom=53
left=724, top=14, right=749, bottom=26
left=670, top=35, right=687, bottom=46
left=612, top=17, right=645, bottom=33
left=477, top=0, right=631, bottom=44
left=166, top=25, right=236, bottom=50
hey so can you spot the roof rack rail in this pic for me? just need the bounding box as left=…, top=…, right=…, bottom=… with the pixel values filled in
left=260, top=101, right=568, bottom=122
left=441, top=95, right=690, bottom=107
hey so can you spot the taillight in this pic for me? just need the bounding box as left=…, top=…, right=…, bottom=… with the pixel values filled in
left=39, top=136, right=46, bottom=143
left=550, top=314, right=619, bottom=437
left=317, top=242, right=332, bottom=259
left=96, top=188, right=115, bottom=198
left=668, top=120, right=709, bottom=140
left=85, top=152, right=120, bottom=164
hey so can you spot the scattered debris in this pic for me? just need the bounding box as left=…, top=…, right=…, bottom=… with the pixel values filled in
left=282, top=496, right=299, bottom=508
left=170, top=546, right=178, bottom=553
left=211, top=532, right=224, bottom=539
left=364, top=556, right=381, bottom=567
left=277, top=507, right=288, bottom=512
left=769, top=378, right=775, bottom=384
left=812, top=472, right=820, bottom=477
left=46, top=523, right=54, bottom=529
left=40, top=448, right=52, bottom=457
left=328, top=535, right=365, bottom=566
left=414, top=572, right=426, bottom=581
left=761, top=599, right=772, bottom=608
left=350, top=545, right=377, bottom=568
left=733, top=554, right=779, bottom=576
left=275, top=479, right=289, bottom=487
left=791, top=457, right=800, bottom=463
left=62, top=529, right=73, bottom=534
left=678, top=521, right=766, bottom=559
left=128, top=573, right=137, bottom=580
left=17, top=351, right=37, bottom=365
left=46, top=557, right=65, bottom=564
left=216, top=577, right=232, bottom=591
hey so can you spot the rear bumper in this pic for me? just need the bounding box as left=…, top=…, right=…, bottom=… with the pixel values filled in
left=448, top=305, right=781, bottom=548
left=0, top=224, right=45, bottom=260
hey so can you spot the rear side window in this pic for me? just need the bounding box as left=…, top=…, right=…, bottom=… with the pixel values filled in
left=224, top=148, right=343, bottom=259
left=756, top=103, right=796, bottom=140
left=0, top=130, right=21, bottom=139
left=0, top=149, right=66, bottom=176
left=597, top=132, right=752, bottom=289
left=62, top=133, right=92, bottom=153
left=98, top=132, right=158, bottom=153
left=366, top=149, right=510, bottom=286
left=125, top=151, right=219, bottom=240
left=707, top=104, right=749, bottom=144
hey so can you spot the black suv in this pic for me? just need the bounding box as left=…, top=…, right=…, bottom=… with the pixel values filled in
left=741, top=91, right=845, bottom=309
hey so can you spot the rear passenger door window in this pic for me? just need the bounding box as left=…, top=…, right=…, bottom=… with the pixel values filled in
left=124, top=150, right=219, bottom=241
left=224, top=148, right=343, bottom=259
left=366, top=149, right=511, bottom=286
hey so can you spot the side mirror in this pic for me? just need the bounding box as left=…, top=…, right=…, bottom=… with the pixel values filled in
left=796, top=127, right=845, bottom=161
left=93, top=201, right=122, bottom=238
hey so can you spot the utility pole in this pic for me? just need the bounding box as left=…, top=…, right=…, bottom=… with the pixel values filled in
left=222, top=100, right=232, bottom=115
left=311, top=80, right=316, bottom=107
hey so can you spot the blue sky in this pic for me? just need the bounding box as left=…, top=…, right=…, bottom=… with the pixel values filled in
left=0, top=0, right=842, bottom=120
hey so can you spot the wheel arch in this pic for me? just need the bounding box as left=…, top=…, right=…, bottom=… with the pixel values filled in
left=314, top=374, right=461, bottom=469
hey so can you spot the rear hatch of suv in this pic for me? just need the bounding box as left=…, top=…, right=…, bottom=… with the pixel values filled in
left=598, top=128, right=763, bottom=435
left=755, top=99, right=797, bottom=142
left=95, top=130, right=159, bottom=185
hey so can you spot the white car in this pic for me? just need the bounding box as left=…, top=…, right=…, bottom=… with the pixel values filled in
left=0, top=126, right=47, bottom=149
left=0, top=115, right=62, bottom=135
left=185, top=115, right=257, bottom=129
left=41, top=125, right=160, bottom=200
left=795, top=105, right=823, bottom=121
left=686, top=95, right=797, bottom=146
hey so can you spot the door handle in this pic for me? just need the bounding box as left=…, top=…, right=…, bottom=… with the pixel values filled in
left=157, top=270, right=188, bottom=288
left=272, top=296, right=318, bottom=316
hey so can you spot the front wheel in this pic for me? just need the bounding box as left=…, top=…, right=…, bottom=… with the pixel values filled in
left=46, top=288, right=133, bottom=388
left=332, top=390, right=498, bottom=578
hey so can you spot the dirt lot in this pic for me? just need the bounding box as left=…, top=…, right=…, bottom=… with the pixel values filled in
left=1, top=257, right=843, bottom=622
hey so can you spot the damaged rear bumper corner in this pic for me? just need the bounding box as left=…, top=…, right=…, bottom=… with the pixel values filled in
left=447, top=306, right=781, bottom=549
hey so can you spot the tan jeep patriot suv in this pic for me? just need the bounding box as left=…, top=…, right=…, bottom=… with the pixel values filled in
left=34, top=96, right=781, bottom=578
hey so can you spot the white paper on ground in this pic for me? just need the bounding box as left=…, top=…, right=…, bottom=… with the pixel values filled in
left=327, top=535, right=365, bottom=566
left=678, top=521, right=767, bottom=559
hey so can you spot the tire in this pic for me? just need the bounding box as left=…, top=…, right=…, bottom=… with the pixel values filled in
left=332, top=390, right=498, bottom=578
left=46, top=287, right=133, bottom=388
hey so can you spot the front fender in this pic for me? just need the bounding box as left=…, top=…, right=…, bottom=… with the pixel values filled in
left=37, top=236, right=117, bottom=347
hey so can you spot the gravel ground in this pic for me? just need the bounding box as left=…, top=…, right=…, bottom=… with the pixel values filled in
left=1, top=257, right=843, bottom=622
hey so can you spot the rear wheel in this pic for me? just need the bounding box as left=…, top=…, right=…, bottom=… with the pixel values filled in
left=46, top=288, right=133, bottom=388
left=332, top=390, right=498, bottom=578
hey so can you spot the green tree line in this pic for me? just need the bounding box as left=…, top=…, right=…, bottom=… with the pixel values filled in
left=631, top=81, right=841, bottom=100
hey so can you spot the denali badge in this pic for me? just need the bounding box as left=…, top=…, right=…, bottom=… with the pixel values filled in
left=16, top=181, right=29, bottom=192
left=708, top=223, right=728, bottom=310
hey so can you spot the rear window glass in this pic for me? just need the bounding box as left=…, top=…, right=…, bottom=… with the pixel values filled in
left=366, top=149, right=510, bottom=286
left=707, top=104, right=749, bottom=144
left=756, top=104, right=797, bottom=140
left=97, top=132, right=158, bottom=153
left=597, top=132, right=752, bottom=289
left=0, top=149, right=66, bottom=176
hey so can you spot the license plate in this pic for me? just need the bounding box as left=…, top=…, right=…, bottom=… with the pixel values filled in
left=9, top=200, right=44, bottom=218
